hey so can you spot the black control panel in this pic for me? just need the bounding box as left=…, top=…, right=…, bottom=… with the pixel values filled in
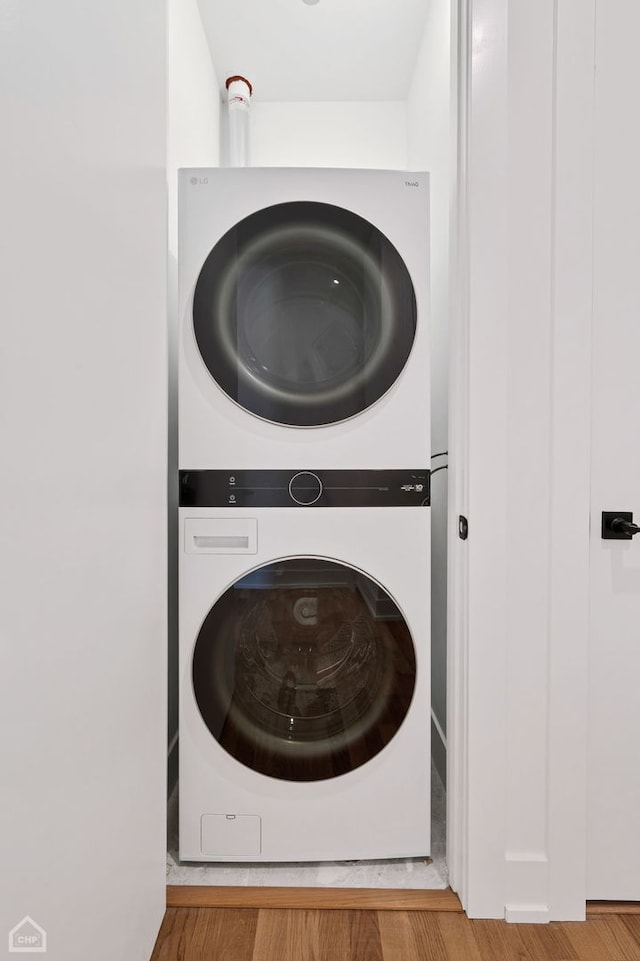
left=179, top=469, right=430, bottom=508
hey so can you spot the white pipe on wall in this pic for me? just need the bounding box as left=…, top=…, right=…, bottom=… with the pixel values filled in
left=225, top=75, right=252, bottom=166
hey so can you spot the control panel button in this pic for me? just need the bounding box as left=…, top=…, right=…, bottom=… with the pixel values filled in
left=288, top=471, right=323, bottom=505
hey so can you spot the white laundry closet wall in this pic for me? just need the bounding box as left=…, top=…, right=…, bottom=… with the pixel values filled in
left=247, top=102, right=407, bottom=169
left=1, top=0, right=168, bottom=956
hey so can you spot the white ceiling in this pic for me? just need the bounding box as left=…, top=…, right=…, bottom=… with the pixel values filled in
left=197, top=0, right=432, bottom=103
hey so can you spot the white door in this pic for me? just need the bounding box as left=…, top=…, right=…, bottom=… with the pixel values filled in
left=0, top=1, right=167, bottom=958
left=587, top=0, right=640, bottom=899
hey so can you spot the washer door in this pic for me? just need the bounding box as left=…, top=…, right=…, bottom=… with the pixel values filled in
left=192, top=558, right=417, bottom=782
left=193, top=202, right=417, bottom=427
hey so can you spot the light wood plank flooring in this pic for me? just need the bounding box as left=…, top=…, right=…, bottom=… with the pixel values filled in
left=150, top=905, right=640, bottom=960
left=166, top=886, right=460, bottom=911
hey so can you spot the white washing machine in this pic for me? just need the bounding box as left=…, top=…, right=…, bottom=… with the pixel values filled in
left=178, top=167, right=430, bottom=470
left=179, top=468, right=431, bottom=862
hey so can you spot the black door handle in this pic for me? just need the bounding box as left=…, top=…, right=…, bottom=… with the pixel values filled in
left=602, top=511, right=640, bottom=539
left=611, top=517, right=640, bottom=537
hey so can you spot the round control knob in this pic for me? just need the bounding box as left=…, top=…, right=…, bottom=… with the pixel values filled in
left=288, top=471, right=323, bottom=506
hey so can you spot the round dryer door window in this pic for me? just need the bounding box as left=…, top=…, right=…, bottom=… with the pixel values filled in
left=192, top=202, right=417, bottom=427
left=192, top=558, right=417, bottom=782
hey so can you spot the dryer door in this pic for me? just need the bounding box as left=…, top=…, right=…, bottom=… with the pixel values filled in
left=192, top=558, right=417, bottom=781
left=192, top=202, right=417, bottom=427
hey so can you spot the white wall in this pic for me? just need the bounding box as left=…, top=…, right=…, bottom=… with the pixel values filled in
left=247, top=101, right=407, bottom=169
left=457, top=0, right=594, bottom=920
left=168, top=0, right=221, bottom=201
left=0, top=1, right=167, bottom=959
left=167, top=0, right=221, bottom=790
left=407, top=0, right=452, bottom=780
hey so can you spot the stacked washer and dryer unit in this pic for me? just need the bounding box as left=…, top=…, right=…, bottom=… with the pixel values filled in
left=178, top=167, right=431, bottom=862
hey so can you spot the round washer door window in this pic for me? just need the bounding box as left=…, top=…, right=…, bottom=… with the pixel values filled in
left=192, top=558, right=417, bottom=782
left=193, top=202, right=417, bottom=427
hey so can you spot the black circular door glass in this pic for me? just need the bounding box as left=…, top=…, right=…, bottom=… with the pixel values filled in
left=193, top=202, right=417, bottom=427
left=192, top=558, right=417, bottom=781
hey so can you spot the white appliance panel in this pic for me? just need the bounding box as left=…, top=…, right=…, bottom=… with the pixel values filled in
left=178, top=167, right=430, bottom=469
left=179, top=505, right=430, bottom=862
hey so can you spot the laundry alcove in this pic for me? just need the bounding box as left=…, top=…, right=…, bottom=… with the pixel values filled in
left=167, top=0, right=456, bottom=895
left=7, top=0, right=628, bottom=948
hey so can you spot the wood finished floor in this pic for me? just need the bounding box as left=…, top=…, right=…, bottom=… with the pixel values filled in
left=150, top=906, right=640, bottom=960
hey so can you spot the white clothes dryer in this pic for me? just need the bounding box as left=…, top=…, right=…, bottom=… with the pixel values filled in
left=178, top=167, right=430, bottom=470
left=179, top=468, right=431, bottom=862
